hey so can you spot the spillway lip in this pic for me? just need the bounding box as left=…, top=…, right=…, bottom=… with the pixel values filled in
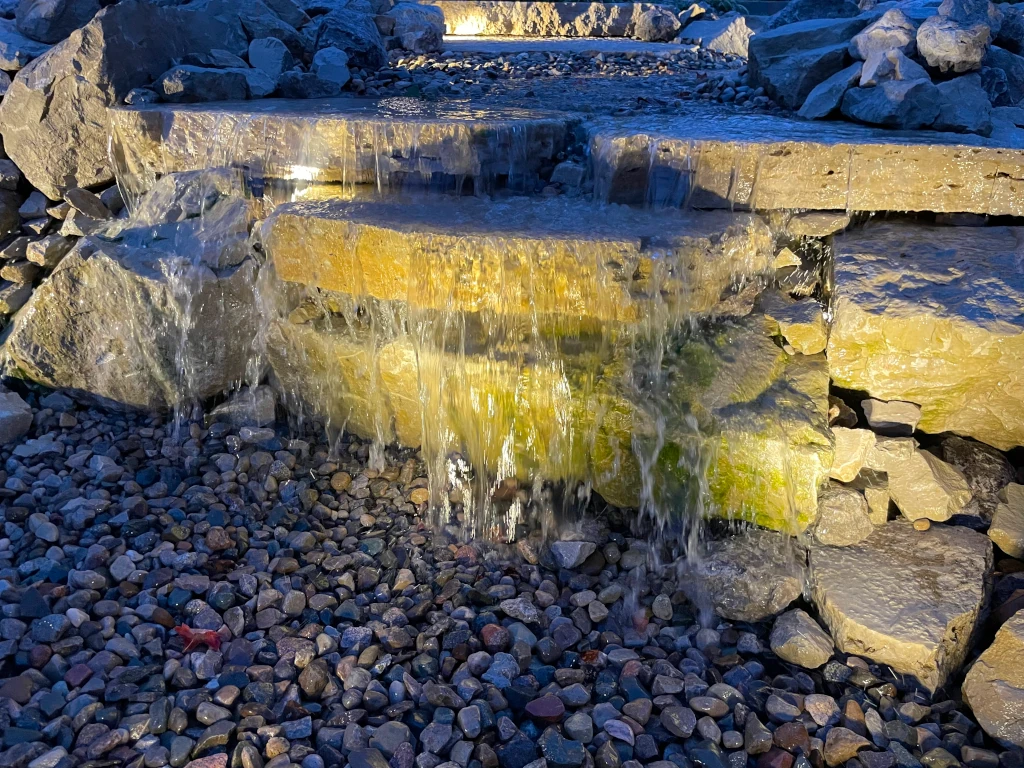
left=587, top=109, right=1024, bottom=150
left=109, top=96, right=578, bottom=127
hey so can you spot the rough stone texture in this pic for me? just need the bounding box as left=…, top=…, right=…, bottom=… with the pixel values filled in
left=16, top=0, right=100, bottom=44
left=858, top=49, right=930, bottom=87
left=314, top=8, right=385, bottom=68
left=755, top=42, right=849, bottom=110
left=155, top=65, right=250, bottom=103
left=0, top=0, right=240, bottom=199
left=0, top=388, right=32, bottom=443
left=633, top=6, right=681, bottom=42
left=590, top=109, right=1024, bottom=215
left=678, top=14, right=751, bottom=56
left=841, top=79, right=941, bottom=129
left=866, top=440, right=972, bottom=522
left=962, top=610, right=1024, bottom=748
left=0, top=18, right=51, bottom=70
left=813, top=483, right=873, bottom=545
left=770, top=609, right=834, bottom=668
left=811, top=520, right=992, bottom=691
left=424, top=0, right=664, bottom=37
left=849, top=8, right=918, bottom=59
left=830, top=427, right=874, bottom=483
left=797, top=62, right=862, bottom=119
left=917, top=13, right=990, bottom=72
left=386, top=3, right=444, bottom=53
left=828, top=223, right=1024, bottom=450
left=758, top=292, right=826, bottom=354
left=989, top=484, right=1024, bottom=558
left=934, top=73, right=993, bottom=135
left=942, top=434, right=1015, bottom=518
left=862, top=399, right=921, bottom=436
left=109, top=100, right=577, bottom=200
left=687, top=530, right=806, bottom=621
left=3, top=174, right=259, bottom=409
left=767, top=0, right=860, bottom=29
left=262, top=198, right=775, bottom=322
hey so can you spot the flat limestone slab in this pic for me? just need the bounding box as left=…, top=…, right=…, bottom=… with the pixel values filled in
left=589, top=110, right=1024, bottom=215
left=442, top=34, right=690, bottom=55
left=268, top=314, right=832, bottom=532
left=810, top=520, right=992, bottom=692
left=109, top=97, right=577, bottom=200
left=425, top=1, right=663, bottom=37
left=261, top=197, right=775, bottom=322
left=962, top=610, right=1024, bottom=748
left=828, top=223, right=1024, bottom=451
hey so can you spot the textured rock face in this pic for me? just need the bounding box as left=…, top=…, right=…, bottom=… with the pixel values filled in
left=262, top=198, right=775, bottom=323
left=770, top=609, right=834, bottom=668
left=841, top=79, right=941, bottom=129
left=590, top=112, right=1024, bottom=216
left=828, top=223, right=1024, bottom=450
left=633, top=7, right=681, bottom=42
left=798, top=62, right=862, bottom=119
left=849, top=9, right=918, bottom=59
left=811, top=520, right=992, bottom=692
left=962, top=610, right=1024, bottom=748
left=688, top=530, right=806, bottom=622
left=16, top=0, right=100, bottom=44
left=813, top=483, right=873, bottom=545
left=989, top=484, right=1024, bottom=558
left=917, top=13, right=990, bottom=72
left=678, top=14, right=751, bottom=56
left=3, top=176, right=259, bottom=409
left=386, top=3, right=444, bottom=53
left=0, top=1, right=238, bottom=199
left=424, top=0, right=664, bottom=37
left=0, top=388, right=32, bottom=444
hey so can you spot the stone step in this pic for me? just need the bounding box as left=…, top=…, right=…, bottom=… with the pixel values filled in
left=109, top=97, right=578, bottom=200
left=259, top=197, right=775, bottom=323
left=590, top=109, right=1024, bottom=215
left=423, top=1, right=664, bottom=37
left=268, top=312, right=832, bottom=532
left=827, top=221, right=1024, bottom=451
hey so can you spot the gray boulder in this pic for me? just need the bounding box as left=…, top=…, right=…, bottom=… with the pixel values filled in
left=984, top=45, right=1024, bottom=103
left=311, top=45, right=350, bottom=87
left=633, top=6, right=682, bottom=42
left=995, top=2, right=1024, bottom=53
left=16, top=0, right=99, bottom=44
left=0, top=388, right=32, bottom=444
left=756, top=43, right=850, bottom=109
left=849, top=8, right=918, bottom=59
left=859, top=48, right=931, bottom=85
left=679, top=14, right=753, bottom=56
left=841, top=78, right=941, bottom=127
left=767, top=0, right=860, bottom=30
left=233, top=66, right=276, bottom=97
left=3, top=172, right=260, bottom=410
left=917, top=14, right=991, bottom=71
left=314, top=7, right=386, bottom=68
left=798, top=61, right=862, bottom=118
left=155, top=65, right=250, bottom=102
left=249, top=36, right=295, bottom=79
left=0, top=0, right=241, bottom=199
left=933, top=73, right=994, bottom=133
left=277, top=69, right=341, bottom=97
left=0, top=18, right=50, bottom=69
left=386, top=2, right=443, bottom=51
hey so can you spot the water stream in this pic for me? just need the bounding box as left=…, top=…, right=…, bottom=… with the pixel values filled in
left=104, top=100, right=828, bottom=621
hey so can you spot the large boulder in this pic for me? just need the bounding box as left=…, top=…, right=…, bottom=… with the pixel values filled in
left=386, top=3, right=444, bottom=52
left=962, top=609, right=1024, bottom=748
left=749, top=15, right=878, bottom=108
left=0, top=1, right=241, bottom=200
left=314, top=7, right=386, bottom=68
left=984, top=45, right=1024, bottom=104
left=798, top=61, right=862, bottom=118
left=933, top=73, right=993, bottom=134
left=841, top=79, right=940, bottom=128
left=917, top=13, right=991, bottom=71
left=678, top=14, right=752, bottom=56
left=849, top=8, right=918, bottom=59
left=16, top=0, right=100, bottom=44
left=687, top=530, right=806, bottom=622
left=828, top=222, right=1024, bottom=450
left=155, top=65, right=251, bottom=102
left=0, top=18, right=51, bottom=70
left=766, top=0, right=860, bottom=30
left=811, top=520, right=992, bottom=692
left=2, top=172, right=260, bottom=410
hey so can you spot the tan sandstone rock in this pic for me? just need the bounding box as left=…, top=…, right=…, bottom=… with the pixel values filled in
left=962, top=610, right=1024, bottom=748
left=862, top=398, right=921, bottom=436
left=830, top=427, right=875, bottom=482
left=759, top=292, right=827, bottom=355
left=770, top=608, right=834, bottom=668
left=989, top=484, right=1024, bottom=558
left=811, top=520, right=992, bottom=691
left=813, top=483, right=873, bottom=546
left=866, top=438, right=972, bottom=522
left=829, top=223, right=1024, bottom=450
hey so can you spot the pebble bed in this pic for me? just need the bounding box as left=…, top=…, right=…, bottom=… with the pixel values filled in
left=0, top=389, right=1020, bottom=768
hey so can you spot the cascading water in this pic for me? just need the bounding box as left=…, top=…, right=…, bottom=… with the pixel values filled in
left=104, top=99, right=828, bottom=632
